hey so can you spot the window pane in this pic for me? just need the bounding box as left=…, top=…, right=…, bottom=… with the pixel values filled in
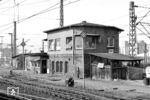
left=56, top=38, right=61, bottom=50
left=75, top=36, right=82, bottom=49
left=66, top=37, right=73, bottom=50
left=112, top=37, right=115, bottom=46
left=56, top=61, right=59, bottom=72
left=107, top=37, right=111, bottom=46
left=49, top=39, right=55, bottom=50
left=60, top=61, right=63, bottom=72
left=85, top=36, right=96, bottom=49
left=65, top=61, right=68, bottom=73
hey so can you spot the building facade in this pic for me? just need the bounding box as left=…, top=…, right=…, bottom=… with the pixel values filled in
left=44, top=21, right=123, bottom=78
left=12, top=52, right=49, bottom=74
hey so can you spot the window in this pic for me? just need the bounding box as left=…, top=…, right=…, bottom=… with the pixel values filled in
left=107, top=37, right=111, bottom=47
left=75, top=36, right=82, bottom=49
left=56, top=38, right=61, bottom=50
left=66, top=37, right=73, bottom=50
left=85, top=36, right=96, bottom=49
left=107, top=37, right=115, bottom=47
left=48, top=39, right=55, bottom=50
left=65, top=61, right=68, bottom=73
left=60, top=61, right=63, bottom=72
left=56, top=61, right=59, bottom=72
left=52, top=61, right=55, bottom=72
left=112, top=37, right=115, bottom=47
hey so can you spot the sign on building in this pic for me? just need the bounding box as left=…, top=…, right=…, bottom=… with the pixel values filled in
left=97, top=63, right=104, bottom=68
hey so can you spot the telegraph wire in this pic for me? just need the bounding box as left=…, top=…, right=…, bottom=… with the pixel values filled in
left=18, top=0, right=80, bottom=23
left=18, top=0, right=52, bottom=6
left=0, top=0, right=81, bottom=33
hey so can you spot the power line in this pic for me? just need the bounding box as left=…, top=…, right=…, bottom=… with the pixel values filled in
left=19, top=0, right=80, bottom=23
left=19, top=0, right=52, bottom=6
left=136, top=10, right=150, bottom=25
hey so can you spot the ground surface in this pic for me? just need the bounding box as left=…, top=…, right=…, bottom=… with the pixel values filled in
left=0, top=66, right=150, bottom=100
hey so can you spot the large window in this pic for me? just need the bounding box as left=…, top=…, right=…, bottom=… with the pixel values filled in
left=75, top=36, right=82, bottom=49
left=85, top=36, right=96, bottom=49
left=66, top=37, right=73, bottom=50
left=56, top=38, right=61, bottom=50
left=48, top=39, right=55, bottom=50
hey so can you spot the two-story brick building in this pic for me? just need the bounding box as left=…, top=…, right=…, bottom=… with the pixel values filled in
left=44, top=21, right=120, bottom=77
left=44, top=21, right=143, bottom=80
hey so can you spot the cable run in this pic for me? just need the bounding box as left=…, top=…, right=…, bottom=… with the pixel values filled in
left=19, top=0, right=80, bottom=23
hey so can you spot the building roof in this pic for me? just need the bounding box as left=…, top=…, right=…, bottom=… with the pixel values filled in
left=44, top=21, right=124, bottom=33
left=12, top=52, right=49, bottom=58
left=89, top=53, right=143, bottom=61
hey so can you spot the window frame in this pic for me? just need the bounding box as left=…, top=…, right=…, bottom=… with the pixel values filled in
left=55, top=38, right=61, bottom=51
left=75, top=36, right=83, bottom=50
left=48, top=39, right=55, bottom=51
left=85, top=36, right=97, bottom=49
left=66, top=37, right=73, bottom=50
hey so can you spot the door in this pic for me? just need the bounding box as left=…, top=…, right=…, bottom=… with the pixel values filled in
left=41, top=60, right=47, bottom=73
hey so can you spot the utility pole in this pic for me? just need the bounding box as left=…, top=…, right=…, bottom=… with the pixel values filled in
left=13, top=21, right=17, bottom=56
left=21, top=38, right=26, bottom=70
left=8, top=33, right=13, bottom=68
left=80, top=31, right=87, bottom=89
left=129, top=1, right=137, bottom=56
left=60, top=0, right=64, bottom=27
left=13, top=0, right=17, bottom=56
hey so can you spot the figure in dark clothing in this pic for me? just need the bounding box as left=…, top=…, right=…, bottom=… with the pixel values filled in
left=77, top=67, right=80, bottom=78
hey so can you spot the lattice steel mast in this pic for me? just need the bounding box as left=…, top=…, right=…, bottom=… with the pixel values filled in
left=129, top=1, right=137, bottom=56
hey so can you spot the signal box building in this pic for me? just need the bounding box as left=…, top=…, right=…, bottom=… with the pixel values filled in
left=44, top=21, right=143, bottom=80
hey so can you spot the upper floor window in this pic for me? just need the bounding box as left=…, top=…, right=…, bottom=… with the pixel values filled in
left=75, top=36, right=82, bottom=49
left=107, top=37, right=115, bottom=47
left=85, top=36, right=96, bottom=49
left=56, top=38, right=61, bottom=50
left=66, top=37, right=72, bottom=50
left=48, top=39, right=55, bottom=51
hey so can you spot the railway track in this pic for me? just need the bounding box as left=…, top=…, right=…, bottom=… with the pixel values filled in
left=0, top=76, right=150, bottom=100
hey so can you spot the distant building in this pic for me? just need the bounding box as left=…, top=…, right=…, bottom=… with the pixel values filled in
left=12, top=52, right=49, bottom=74
left=0, top=43, right=11, bottom=66
left=125, top=41, right=129, bottom=55
left=124, top=40, right=147, bottom=55
left=137, top=40, right=147, bottom=54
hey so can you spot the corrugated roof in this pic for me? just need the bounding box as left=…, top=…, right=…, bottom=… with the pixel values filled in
left=89, top=53, right=143, bottom=61
left=44, top=21, right=124, bottom=33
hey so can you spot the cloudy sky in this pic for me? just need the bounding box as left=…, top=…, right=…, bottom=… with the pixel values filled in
left=0, top=0, right=150, bottom=53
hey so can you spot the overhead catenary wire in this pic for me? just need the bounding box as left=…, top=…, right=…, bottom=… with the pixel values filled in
left=0, top=0, right=81, bottom=33
left=18, top=0, right=80, bottom=23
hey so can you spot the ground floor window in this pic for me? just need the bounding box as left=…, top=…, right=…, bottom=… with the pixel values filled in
left=60, top=61, right=63, bottom=72
left=52, top=61, right=55, bottom=73
left=65, top=61, right=68, bottom=73
left=56, top=61, right=59, bottom=72
left=51, top=60, right=68, bottom=74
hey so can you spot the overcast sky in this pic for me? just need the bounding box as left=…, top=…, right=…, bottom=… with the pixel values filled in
left=0, top=0, right=150, bottom=53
